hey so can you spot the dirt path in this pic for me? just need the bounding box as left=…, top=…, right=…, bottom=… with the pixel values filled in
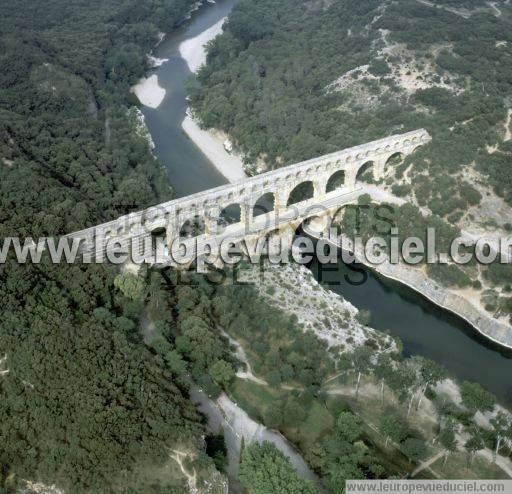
left=411, top=451, right=445, bottom=478
left=170, top=450, right=198, bottom=492
left=505, top=109, right=512, bottom=141
left=219, top=329, right=268, bottom=385
left=488, top=1, right=502, bottom=16
left=0, top=354, right=8, bottom=376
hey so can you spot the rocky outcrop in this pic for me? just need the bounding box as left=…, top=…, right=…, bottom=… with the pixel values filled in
left=373, top=262, right=512, bottom=349
left=329, top=237, right=512, bottom=349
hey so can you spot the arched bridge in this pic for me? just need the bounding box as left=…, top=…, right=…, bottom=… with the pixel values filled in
left=68, top=129, right=431, bottom=264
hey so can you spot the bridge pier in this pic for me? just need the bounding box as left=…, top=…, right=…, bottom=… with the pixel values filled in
left=274, top=189, right=290, bottom=216
left=205, top=218, right=218, bottom=235
left=373, top=156, right=388, bottom=181
left=205, top=206, right=220, bottom=235
left=313, top=177, right=328, bottom=200
left=240, top=203, right=253, bottom=230
left=345, top=168, right=357, bottom=189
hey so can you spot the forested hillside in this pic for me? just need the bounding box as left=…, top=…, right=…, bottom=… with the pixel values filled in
left=0, top=0, right=224, bottom=492
left=189, top=0, right=512, bottom=320
left=190, top=0, right=512, bottom=218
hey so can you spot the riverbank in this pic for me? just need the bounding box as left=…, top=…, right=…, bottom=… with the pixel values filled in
left=131, top=74, right=166, bottom=108
left=179, top=16, right=226, bottom=73
left=239, top=261, right=396, bottom=353
left=319, top=232, right=512, bottom=350
left=178, top=9, right=247, bottom=183
left=182, top=113, right=247, bottom=182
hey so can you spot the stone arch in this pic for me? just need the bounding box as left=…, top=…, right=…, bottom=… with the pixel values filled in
left=219, top=203, right=242, bottom=226
left=150, top=226, right=167, bottom=253
left=386, top=152, right=404, bottom=166
left=356, top=161, right=375, bottom=182
left=326, top=170, right=346, bottom=193
left=296, top=214, right=330, bottom=238
left=287, top=180, right=314, bottom=206
left=253, top=192, right=275, bottom=217
left=179, top=215, right=205, bottom=238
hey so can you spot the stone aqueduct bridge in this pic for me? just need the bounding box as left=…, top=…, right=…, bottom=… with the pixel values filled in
left=69, top=129, right=431, bottom=263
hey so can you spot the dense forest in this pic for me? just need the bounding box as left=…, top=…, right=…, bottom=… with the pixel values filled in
left=189, top=0, right=512, bottom=213
left=188, top=0, right=512, bottom=320
left=2, top=0, right=512, bottom=491
left=0, top=0, right=229, bottom=492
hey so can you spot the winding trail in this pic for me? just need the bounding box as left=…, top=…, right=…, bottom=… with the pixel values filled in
left=170, top=450, right=198, bottom=492
left=505, top=109, right=512, bottom=142
left=488, top=1, right=503, bottom=16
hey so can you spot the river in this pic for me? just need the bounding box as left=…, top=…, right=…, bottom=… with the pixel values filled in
left=308, top=257, right=512, bottom=407
left=140, top=0, right=512, bottom=485
left=141, top=0, right=238, bottom=196
left=145, top=0, right=512, bottom=408
left=143, top=1, right=323, bottom=491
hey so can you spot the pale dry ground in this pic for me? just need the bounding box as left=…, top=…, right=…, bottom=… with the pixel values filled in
left=458, top=167, right=512, bottom=237
left=329, top=27, right=462, bottom=105
left=183, top=1, right=204, bottom=21
left=0, top=354, right=8, bottom=376
left=170, top=450, right=198, bottom=493
left=505, top=109, right=512, bottom=141
left=417, top=0, right=503, bottom=18
left=411, top=451, right=445, bottom=478
left=179, top=9, right=248, bottom=182
left=179, top=17, right=226, bottom=73
left=130, top=74, right=166, bottom=108
left=19, top=482, right=64, bottom=494
left=182, top=114, right=247, bottom=182
left=239, top=261, right=395, bottom=353
left=130, top=108, right=155, bottom=149
left=147, top=55, right=169, bottom=68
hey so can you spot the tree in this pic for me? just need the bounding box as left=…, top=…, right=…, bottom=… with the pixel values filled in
left=438, top=420, right=457, bottom=466
left=164, top=349, right=187, bottom=375
left=114, top=272, right=146, bottom=301
left=380, top=415, right=405, bottom=447
left=416, top=358, right=446, bottom=410
left=374, top=354, right=395, bottom=406
left=263, top=405, right=284, bottom=429
left=464, top=425, right=485, bottom=466
left=324, top=454, right=364, bottom=492
left=284, top=399, right=307, bottom=427
left=401, top=358, right=423, bottom=417
left=239, top=442, right=318, bottom=494
left=460, top=381, right=496, bottom=415
left=350, top=346, right=373, bottom=398
left=209, top=359, right=235, bottom=388
left=400, top=438, right=427, bottom=463
left=490, top=412, right=512, bottom=462
left=336, top=412, right=363, bottom=443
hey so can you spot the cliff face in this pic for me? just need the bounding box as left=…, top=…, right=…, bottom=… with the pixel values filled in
left=346, top=243, right=512, bottom=349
